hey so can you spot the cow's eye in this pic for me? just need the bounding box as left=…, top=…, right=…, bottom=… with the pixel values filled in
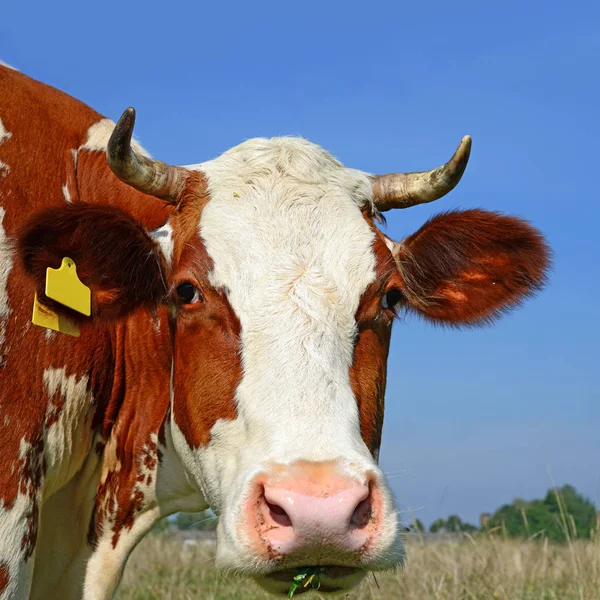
left=176, top=283, right=202, bottom=305
left=382, top=288, right=406, bottom=311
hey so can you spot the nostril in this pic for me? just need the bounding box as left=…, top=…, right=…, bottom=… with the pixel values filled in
left=350, top=490, right=372, bottom=528
left=266, top=499, right=293, bottom=527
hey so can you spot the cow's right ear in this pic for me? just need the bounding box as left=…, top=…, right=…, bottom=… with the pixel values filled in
left=18, top=204, right=168, bottom=320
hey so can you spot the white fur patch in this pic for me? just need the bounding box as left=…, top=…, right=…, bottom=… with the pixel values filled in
left=0, top=60, right=19, bottom=71
left=0, top=495, right=35, bottom=599
left=150, top=222, right=173, bottom=267
left=0, top=117, right=12, bottom=177
left=0, top=120, right=11, bottom=144
left=62, top=184, right=72, bottom=203
left=81, top=119, right=150, bottom=157
left=83, top=506, right=159, bottom=600
left=383, top=233, right=396, bottom=253
left=42, top=368, right=95, bottom=497
left=44, top=329, right=57, bottom=341
left=0, top=208, right=13, bottom=365
left=0, top=440, right=38, bottom=599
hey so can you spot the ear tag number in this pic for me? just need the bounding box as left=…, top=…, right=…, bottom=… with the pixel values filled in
left=45, top=257, right=91, bottom=316
left=32, top=293, right=80, bottom=337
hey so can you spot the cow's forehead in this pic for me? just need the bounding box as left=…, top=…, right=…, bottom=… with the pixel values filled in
left=190, top=137, right=373, bottom=212
left=190, top=137, right=378, bottom=310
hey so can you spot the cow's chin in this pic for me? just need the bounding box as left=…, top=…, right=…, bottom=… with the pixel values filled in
left=255, top=566, right=366, bottom=595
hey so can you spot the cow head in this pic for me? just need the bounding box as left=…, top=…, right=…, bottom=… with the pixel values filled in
left=19, top=109, right=550, bottom=595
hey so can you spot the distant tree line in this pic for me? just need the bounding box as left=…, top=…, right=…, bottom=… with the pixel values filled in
left=429, top=514, right=478, bottom=534
left=411, top=485, right=598, bottom=543
left=484, top=485, right=597, bottom=542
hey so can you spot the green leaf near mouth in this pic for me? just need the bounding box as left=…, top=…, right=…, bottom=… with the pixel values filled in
left=287, top=567, right=324, bottom=598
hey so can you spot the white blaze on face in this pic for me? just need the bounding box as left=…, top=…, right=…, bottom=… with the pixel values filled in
left=195, top=137, right=377, bottom=479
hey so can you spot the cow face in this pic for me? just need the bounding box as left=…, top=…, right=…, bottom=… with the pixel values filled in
left=18, top=112, right=550, bottom=596
left=167, top=140, right=404, bottom=592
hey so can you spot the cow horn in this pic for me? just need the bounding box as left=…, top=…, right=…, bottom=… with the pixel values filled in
left=107, top=107, right=187, bottom=202
left=371, top=136, right=472, bottom=211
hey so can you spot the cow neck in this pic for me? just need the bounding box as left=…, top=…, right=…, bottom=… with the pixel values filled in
left=95, top=308, right=172, bottom=445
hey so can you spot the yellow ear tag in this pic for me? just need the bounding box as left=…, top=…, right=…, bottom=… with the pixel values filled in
left=45, top=257, right=91, bottom=316
left=32, top=293, right=80, bottom=337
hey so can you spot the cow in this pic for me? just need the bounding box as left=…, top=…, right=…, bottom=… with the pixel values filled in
left=0, top=62, right=550, bottom=599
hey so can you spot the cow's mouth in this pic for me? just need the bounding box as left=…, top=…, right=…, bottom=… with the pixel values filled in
left=258, top=566, right=364, bottom=595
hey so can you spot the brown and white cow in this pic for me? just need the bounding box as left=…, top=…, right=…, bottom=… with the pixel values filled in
left=0, top=63, right=550, bottom=599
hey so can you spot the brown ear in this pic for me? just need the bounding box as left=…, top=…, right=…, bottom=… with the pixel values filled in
left=394, top=209, right=551, bottom=326
left=18, top=204, right=168, bottom=321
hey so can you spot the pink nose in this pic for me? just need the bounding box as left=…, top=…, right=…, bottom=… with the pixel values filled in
left=247, top=463, right=378, bottom=559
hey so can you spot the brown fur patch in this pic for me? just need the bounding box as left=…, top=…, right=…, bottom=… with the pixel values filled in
left=0, top=561, right=9, bottom=594
left=350, top=224, right=399, bottom=456
left=171, top=235, right=242, bottom=448
left=88, top=309, right=171, bottom=549
left=169, top=172, right=211, bottom=264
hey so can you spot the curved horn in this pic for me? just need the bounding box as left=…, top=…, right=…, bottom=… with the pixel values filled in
left=107, top=107, right=188, bottom=202
left=371, top=136, right=472, bottom=211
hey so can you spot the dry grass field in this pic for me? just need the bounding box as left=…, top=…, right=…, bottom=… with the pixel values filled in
left=116, top=531, right=600, bottom=600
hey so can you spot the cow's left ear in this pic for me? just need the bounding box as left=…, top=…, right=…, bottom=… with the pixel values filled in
left=19, top=204, right=168, bottom=320
left=393, top=209, right=551, bottom=326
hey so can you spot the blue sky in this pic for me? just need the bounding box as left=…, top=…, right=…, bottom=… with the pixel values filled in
left=2, top=0, right=598, bottom=526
